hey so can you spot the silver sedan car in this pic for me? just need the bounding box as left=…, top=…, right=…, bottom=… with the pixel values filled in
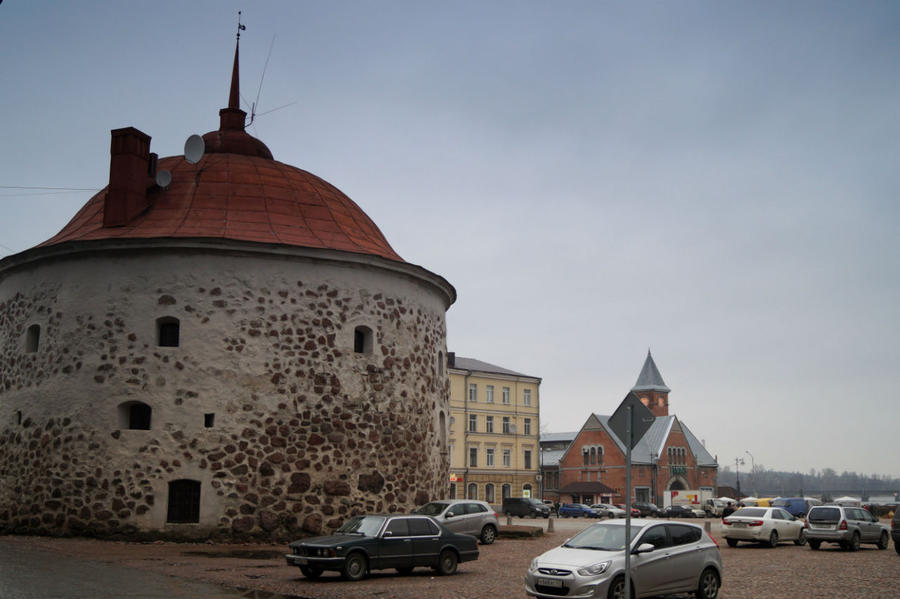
left=526, top=519, right=722, bottom=599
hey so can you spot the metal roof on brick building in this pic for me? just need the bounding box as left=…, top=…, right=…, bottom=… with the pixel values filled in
left=631, top=350, right=671, bottom=393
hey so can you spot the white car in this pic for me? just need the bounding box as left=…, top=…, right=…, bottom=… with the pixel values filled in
left=721, top=507, right=806, bottom=548
left=526, top=519, right=722, bottom=599
left=591, top=504, right=626, bottom=518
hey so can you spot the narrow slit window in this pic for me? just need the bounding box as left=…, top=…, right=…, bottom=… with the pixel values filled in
left=157, top=317, right=180, bottom=347
left=25, top=324, right=40, bottom=353
left=354, top=325, right=373, bottom=354
left=204, top=413, right=215, bottom=428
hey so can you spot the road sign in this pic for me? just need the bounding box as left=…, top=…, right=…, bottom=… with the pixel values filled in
left=608, top=391, right=656, bottom=449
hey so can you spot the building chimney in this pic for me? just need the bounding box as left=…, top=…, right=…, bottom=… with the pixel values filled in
left=104, top=127, right=152, bottom=227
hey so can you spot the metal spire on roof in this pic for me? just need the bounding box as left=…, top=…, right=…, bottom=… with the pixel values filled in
left=632, top=349, right=671, bottom=393
left=228, top=11, right=246, bottom=111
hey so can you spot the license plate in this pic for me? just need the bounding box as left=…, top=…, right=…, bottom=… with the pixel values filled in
left=295, top=557, right=308, bottom=565
left=538, top=578, right=563, bottom=588
left=733, top=522, right=746, bottom=528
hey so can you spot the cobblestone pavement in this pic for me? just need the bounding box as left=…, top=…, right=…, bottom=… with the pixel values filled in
left=2, top=516, right=897, bottom=599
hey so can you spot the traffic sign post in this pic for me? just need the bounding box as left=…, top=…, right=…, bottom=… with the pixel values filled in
left=608, top=392, right=656, bottom=599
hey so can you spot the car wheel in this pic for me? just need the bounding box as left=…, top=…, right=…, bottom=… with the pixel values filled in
left=876, top=531, right=889, bottom=550
left=809, top=540, right=821, bottom=550
left=767, top=530, right=779, bottom=548
left=726, top=538, right=738, bottom=548
left=436, top=549, right=458, bottom=575
left=299, top=565, right=323, bottom=579
left=794, top=529, right=807, bottom=546
left=341, top=552, right=368, bottom=581
left=396, top=567, right=414, bottom=575
left=543, top=513, right=550, bottom=519
left=606, top=575, right=633, bottom=599
left=895, top=539, right=900, bottom=555
left=480, top=524, right=497, bottom=545
left=530, top=512, right=538, bottom=519
left=848, top=532, right=860, bottom=552
left=696, top=567, right=720, bottom=599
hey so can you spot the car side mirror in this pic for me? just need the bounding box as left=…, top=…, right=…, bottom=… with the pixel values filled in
left=633, top=543, right=655, bottom=555
left=445, top=512, right=455, bottom=518
left=383, top=531, right=393, bottom=537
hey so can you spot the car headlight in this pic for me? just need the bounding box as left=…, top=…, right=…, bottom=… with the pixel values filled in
left=529, top=558, right=540, bottom=572
left=577, top=561, right=611, bottom=576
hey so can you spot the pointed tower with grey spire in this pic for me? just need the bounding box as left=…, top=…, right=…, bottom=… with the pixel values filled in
left=631, top=350, right=671, bottom=417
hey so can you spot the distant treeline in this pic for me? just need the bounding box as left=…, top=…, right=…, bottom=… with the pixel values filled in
left=717, top=466, right=900, bottom=500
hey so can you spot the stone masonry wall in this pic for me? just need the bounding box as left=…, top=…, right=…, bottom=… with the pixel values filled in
left=0, top=249, right=451, bottom=541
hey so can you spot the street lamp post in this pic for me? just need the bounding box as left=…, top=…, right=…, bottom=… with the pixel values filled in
left=745, top=451, right=755, bottom=496
left=735, top=457, right=744, bottom=499
left=651, top=452, right=659, bottom=506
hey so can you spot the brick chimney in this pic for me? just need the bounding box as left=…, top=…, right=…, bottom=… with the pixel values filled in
left=104, top=127, right=152, bottom=227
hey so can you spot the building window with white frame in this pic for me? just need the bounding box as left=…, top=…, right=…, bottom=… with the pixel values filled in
left=485, top=415, right=494, bottom=433
left=486, top=448, right=495, bottom=466
left=469, top=447, right=478, bottom=467
left=524, top=418, right=531, bottom=436
left=524, top=449, right=532, bottom=470
left=502, top=449, right=511, bottom=467
left=485, top=385, right=494, bottom=403
left=523, top=388, right=532, bottom=406
left=468, top=413, right=477, bottom=432
left=502, top=387, right=510, bottom=404
left=502, top=416, right=511, bottom=434
left=468, top=383, right=477, bottom=402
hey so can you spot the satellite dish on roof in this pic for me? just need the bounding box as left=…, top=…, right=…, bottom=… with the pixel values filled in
left=184, top=134, right=205, bottom=164
left=155, top=169, right=172, bottom=188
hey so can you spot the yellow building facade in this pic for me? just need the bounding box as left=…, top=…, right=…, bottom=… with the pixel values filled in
left=447, top=354, right=541, bottom=507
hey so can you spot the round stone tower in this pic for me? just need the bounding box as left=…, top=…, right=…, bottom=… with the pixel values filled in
left=0, top=39, right=455, bottom=541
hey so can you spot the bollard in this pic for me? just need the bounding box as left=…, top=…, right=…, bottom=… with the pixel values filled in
left=547, top=517, right=554, bottom=533
left=507, top=514, right=513, bottom=526
left=704, top=521, right=711, bottom=533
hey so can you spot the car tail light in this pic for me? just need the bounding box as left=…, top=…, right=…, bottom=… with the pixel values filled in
left=748, top=520, right=764, bottom=527
left=722, top=518, right=731, bottom=526
left=494, top=512, right=499, bottom=519
left=839, top=520, right=848, bottom=530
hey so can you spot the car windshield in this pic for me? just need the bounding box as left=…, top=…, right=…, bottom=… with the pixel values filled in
left=415, top=502, right=449, bottom=516
left=564, top=522, right=645, bottom=551
left=772, top=499, right=789, bottom=507
left=335, top=516, right=386, bottom=536
left=528, top=499, right=543, bottom=505
left=731, top=508, right=766, bottom=518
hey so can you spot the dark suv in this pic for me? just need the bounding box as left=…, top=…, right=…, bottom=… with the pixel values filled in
left=806, top=505, right=890, bottom=551
left=502, top=497, right=550, bottom=518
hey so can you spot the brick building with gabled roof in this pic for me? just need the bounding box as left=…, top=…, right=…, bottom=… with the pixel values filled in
left=541, top=352, right=718, bottom=506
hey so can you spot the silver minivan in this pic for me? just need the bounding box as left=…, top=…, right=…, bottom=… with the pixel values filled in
left=415, top=500, right=500, bottom=545
left=806, top=505, right=890, bottom=551
left=526, top=519, right=722, bottom=599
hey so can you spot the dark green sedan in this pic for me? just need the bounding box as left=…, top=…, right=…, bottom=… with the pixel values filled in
left=286, top=514, right=480, bottom=581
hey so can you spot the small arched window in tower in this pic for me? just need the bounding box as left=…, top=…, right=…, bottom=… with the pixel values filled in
left=590, top=447, right=596, bottom=465
left=439, top=411, right=447, bottom=446
left=157, top=317, right=180, bottom=347
left=166, top=479, right=201, bottom=523
left=354, top=325, right=373, bottom=354
left=598, top=446, right=604, bottom=465
left=438, top=351, right=444, bottom=376
left=118, top=401, right=152, bottom=430
left=25, top=324, right=41, bottom=353
left=583, top=448, right=589, bottom=466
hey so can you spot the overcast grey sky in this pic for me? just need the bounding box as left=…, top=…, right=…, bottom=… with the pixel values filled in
left=2, top=2, right=898, bottom=478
